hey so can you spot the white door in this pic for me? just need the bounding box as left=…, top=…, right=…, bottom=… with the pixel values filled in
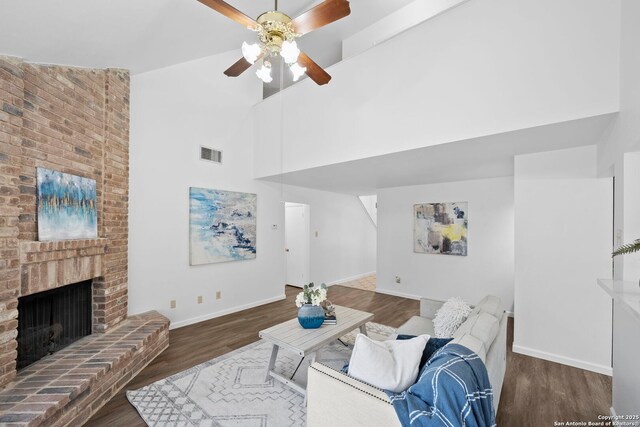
left=285, top=203, right=310, bottom=288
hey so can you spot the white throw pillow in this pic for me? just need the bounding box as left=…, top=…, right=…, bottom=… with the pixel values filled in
left=433, top=297, right=472, bottom=338
left=347, top=333, right=429, bottom=393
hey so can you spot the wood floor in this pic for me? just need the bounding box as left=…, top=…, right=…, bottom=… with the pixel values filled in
left=496, top=315, right=612, bottom=425
left=336, top=274, right=377, bottom=292
left=87, top=285, right=611, bottom=427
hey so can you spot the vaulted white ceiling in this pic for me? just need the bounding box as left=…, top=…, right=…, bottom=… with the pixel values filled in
left=0, top=0, right=414, bottom=74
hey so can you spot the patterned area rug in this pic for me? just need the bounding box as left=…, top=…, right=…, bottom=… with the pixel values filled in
left=127, top=322, right=395, bottom=427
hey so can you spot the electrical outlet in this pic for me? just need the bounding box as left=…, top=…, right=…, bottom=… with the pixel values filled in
left=170, top=300, right=176, bottom=309
left=197, top=296, right=203, bottom=304
left=216, top=291, right=222, bottom=300
left=395, top=276, right=401, bottom=284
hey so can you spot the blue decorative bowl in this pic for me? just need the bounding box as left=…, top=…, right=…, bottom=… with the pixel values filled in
left=297, top=304, right=325, bottom=329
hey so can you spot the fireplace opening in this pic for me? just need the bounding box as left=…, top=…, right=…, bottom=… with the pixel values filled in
left=17, top=280, right=92, bottom=370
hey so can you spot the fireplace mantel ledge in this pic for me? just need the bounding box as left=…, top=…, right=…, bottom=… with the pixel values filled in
left=18, top=239, right=110, bottom=297
left=20, top=238, right=109, bottom=255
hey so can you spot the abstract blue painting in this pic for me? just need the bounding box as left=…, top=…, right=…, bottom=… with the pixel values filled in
left=36, top=168, right=97, bottom=241
left=189, top=187, right=257, bottom=265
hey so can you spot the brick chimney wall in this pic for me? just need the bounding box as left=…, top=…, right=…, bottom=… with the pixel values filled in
left=0, top=56, right=130, bottom=388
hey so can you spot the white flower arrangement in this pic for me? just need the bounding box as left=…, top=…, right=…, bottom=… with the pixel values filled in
left=295, top=282, right=328, bottom=307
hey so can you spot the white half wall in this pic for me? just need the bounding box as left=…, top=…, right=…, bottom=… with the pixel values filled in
left=377, top=177, right=514, bottom=310
left=513, top=146, right=613, bottom=375
left=254, top=0, right=619, bottom=178
left=282, top=184, right=376, bottom=286
left=128, top=51, right=287, bottom=329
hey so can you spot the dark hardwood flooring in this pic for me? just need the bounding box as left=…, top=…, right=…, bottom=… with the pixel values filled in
left=87, top=285, right=611, bottom=427
left=496, top=314, right=612, bottom=426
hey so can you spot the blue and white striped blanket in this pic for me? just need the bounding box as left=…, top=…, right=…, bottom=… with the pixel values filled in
left=385, top=344, right=496, bottom=427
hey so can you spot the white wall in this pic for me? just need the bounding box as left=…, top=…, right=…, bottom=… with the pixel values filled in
left=358, top=195, right=377, bottom=227
left=128, top=51, right=288, bottom=329
left=513, top=146, right=613, bottom=375
left=377, top=176, right=514, bottom=310
left=342, top=0, right=468, bottom=59
left=282, top=185, right=376, bottom=286
left=622, top=152, right=640, bottom=281
left=598, top=0, right=640, bottom=280
left=128, top=51, right=377, bottom=328
left=595, top=0, right=640, bottom=413
left=614, top=152, right=640, bottom=416
left=254, top=0, right=619, bottom=178
left=599, top=0, right=640, bottom=173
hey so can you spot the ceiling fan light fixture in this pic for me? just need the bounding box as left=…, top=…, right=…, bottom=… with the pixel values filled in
left=290, top=62, right=307, bottom=81
left=203, top=0, right=349, bottom=85
left=256, top=60, right=273, bottom=83
left=241, top=42, right=262, bottom=64
left=280, top=40, right=300, bottom=64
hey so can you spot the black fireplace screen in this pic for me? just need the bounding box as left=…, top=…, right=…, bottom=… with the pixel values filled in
left=17, top=280, right=92, bottom=370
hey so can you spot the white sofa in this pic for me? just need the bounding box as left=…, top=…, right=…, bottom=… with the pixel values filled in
left=307, top=295, right=507, bottom=427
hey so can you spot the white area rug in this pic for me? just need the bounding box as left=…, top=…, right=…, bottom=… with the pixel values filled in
left=127, top=322, right=395, bottom=427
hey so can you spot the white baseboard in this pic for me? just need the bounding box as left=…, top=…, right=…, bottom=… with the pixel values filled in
left=374, top=288, right=422, bottom=300
left=512, top=343, right=612, bottom=376
left=326, top=271, right=376, bottom=286
left=169, top=294, right=287, bottom=330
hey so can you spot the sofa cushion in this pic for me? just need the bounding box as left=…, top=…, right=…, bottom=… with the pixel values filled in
left=396, top=335, right=453, bottom=371
left=453, top=312, right=500, bottom=348
left=451, top=334, right=487, bottom=361
left=433, top=297, right=472, bottom=338
left=348, top=334, right=429, bottom=393
left=469, top=295, right=504, bottom=319
left=396, top=315, right=435, bottom=337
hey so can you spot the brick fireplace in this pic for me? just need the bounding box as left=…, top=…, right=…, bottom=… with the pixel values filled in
left=0, top=56, right=169, bottom=425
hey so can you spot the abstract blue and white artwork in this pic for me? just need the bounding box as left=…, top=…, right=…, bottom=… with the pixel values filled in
left=36, top=168, right=98, bottom=241
left=189, top=187, right=257, bottom=265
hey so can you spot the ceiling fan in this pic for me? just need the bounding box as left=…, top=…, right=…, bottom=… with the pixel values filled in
left=197, top=0, right=351, bottom=85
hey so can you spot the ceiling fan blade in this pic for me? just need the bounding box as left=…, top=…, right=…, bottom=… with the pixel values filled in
left=197, top=0, right=259, bottom=29
left=224, top=55, right=261, bottom=77
left=291, top=0, right=351, bottom=35
left=298, top=52, right=332, bottom=85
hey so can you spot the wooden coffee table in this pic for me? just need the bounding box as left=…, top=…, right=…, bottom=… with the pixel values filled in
left=258, top=305, right=374, bottom=397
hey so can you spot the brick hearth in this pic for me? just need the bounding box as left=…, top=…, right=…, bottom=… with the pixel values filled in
left=0, top=55, right=169, bottom=425
left=0, top=311, right=168, bottom=426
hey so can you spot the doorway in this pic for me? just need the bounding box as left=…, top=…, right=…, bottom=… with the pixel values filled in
left=284, top=202, right=310, bottom=288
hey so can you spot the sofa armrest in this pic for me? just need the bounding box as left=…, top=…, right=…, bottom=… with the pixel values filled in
left=420, top=298, right=445, bottom=319
left=307, top=363, right=401, bottom=427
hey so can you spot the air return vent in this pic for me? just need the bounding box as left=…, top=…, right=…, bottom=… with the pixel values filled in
left=200, top=146, right=222, bottom=164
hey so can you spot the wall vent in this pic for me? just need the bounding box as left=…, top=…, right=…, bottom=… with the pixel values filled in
left=200, top=146, right=222, bottom=164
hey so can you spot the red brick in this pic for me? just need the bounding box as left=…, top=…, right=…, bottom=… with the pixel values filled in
left=0, top=56, right=133, bottom=399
